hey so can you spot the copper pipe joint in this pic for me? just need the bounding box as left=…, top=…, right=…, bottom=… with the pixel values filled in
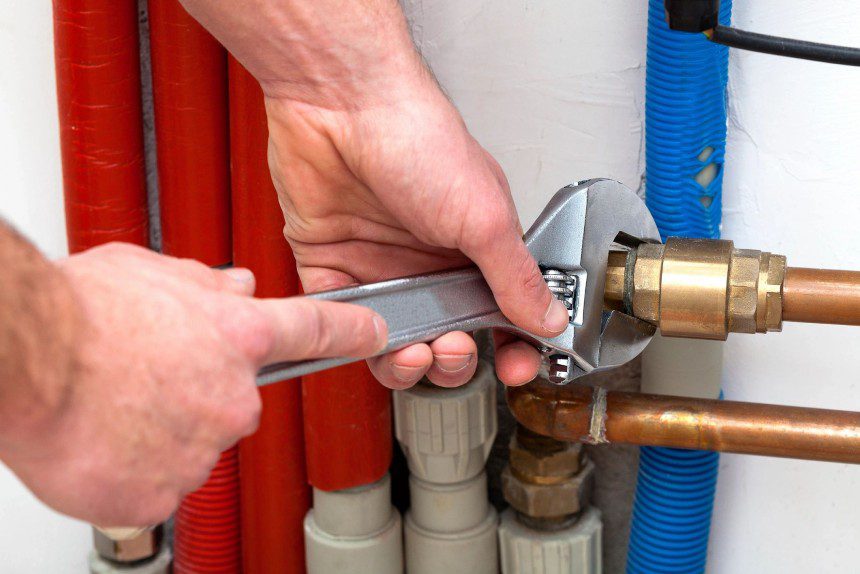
left=507, top=384, right=860, bottom=464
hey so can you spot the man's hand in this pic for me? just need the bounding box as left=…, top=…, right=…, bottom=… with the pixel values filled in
left=0, top=242, right=386, bottom=527
left=181, top=0, right=569, bottom=389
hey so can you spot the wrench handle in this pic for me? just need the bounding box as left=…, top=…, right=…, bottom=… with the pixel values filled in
left=256, top=267, right=508, bottom=386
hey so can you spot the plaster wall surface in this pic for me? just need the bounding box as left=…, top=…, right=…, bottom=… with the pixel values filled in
left=0, top=1, right=90, bottom=572
left=405, top=2, right=860, bottom=573
left=0, top=0, right=857, bottom=572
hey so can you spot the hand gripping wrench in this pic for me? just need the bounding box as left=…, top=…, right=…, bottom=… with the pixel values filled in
left=257, top=179, right=661, bottom=386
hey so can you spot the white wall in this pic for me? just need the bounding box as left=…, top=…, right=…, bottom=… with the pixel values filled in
left=711, top=1, right=860, bottom=572
left=0, top=1, right=91, bottom=573
left=402, top=1, right=860, bottom=573
left=0, top=0, right=857, bottom=572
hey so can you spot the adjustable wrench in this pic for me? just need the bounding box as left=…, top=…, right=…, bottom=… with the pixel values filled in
left=257, top=179, right=661, bottom=386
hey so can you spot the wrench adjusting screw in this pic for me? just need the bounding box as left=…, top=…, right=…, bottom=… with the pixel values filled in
left=541, top=268, right=578, bottom=385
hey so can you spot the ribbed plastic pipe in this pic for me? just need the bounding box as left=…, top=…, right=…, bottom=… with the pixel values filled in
left=174, top=448, right=242, bottom=574
left=52, top=0, right=148, bottom=253
left=642, top=0, right=732, bottom=242
left=627, top=2, right=732, bottom=573
left=147, top=2, right=239, bottom=571
left=230, top=58, right=311, bottom=574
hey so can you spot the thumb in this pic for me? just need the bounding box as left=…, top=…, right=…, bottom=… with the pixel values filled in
left=246, top=298, right=389, bottom=365
left=461, top=218, right=569, bottom=338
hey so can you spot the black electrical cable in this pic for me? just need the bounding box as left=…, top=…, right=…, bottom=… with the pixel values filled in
left=708, top=24, right=860, bottom=66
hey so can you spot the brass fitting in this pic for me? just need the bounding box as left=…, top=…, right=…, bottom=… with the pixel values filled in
left=501, top=425, right=594, bottom=522
left=606, top=237, right=786, bottom=340
left=93, top=525, right=163, bottom=563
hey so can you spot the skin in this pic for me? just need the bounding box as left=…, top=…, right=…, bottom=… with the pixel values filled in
left=0, top=0, right=563, bottom=526
left=181, top=0, right=566, bottom=388
left=0, top=231, right=387, bottom=526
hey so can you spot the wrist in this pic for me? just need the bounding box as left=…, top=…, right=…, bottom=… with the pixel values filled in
left=261, top=40, right=432, bottom=111
left=0, top=249, right=83, bottom=459
left=253, top=2, right=431, bottom=110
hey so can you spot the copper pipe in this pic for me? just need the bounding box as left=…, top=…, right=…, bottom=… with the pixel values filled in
left=507, top=384, right=860, bottom=464
left=783, top=267, right=860, bottom=326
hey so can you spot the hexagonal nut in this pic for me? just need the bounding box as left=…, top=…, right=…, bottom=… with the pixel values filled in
left=759, top=253, right=786, bottom=332
left=631, top=243, right=663, bottom=324
left=93, top=526, right=162, bottom=563
left=727, top=248, right=761, bottom=334
left=509, top=434, right=583, bottom=480
left=502, top=459, right=595, bottom=519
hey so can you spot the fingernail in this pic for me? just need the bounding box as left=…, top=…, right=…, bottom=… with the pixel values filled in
left=434, top=353, right=473, bottom=374
left=390, top=363, right=424, bottom=384
left=542, top=298, right=570, bottom=334
left=372, top=316, right=388, bottom=352
left=225, top=267, right=255, bottom=284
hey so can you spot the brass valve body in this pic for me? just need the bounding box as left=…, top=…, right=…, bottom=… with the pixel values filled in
left=607, top=237, right=786, bottom=340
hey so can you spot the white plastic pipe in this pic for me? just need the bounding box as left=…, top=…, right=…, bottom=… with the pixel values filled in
left=304, top=474, right=403, bottom=574
left=405, top=473, right=498, bottom=574
left=498, top=507, right=602, bottom=574
left=641, top=332, right=723, bottom=399
left=394, top=361, right=499, bottom=574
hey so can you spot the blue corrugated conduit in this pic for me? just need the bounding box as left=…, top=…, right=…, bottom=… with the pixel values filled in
left=626, top=1, right=732, bottom=573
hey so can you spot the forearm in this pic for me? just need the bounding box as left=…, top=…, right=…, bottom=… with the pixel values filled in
left=0, top=222, right=79, bottom=451
left=179, top=0, right=427, bottom=107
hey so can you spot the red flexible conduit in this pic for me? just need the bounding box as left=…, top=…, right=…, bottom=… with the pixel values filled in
left=229, top=58, right=310, bottom=573
left=147, top=2, right=238, bottom=573
left=52, top=0, right=148, bottom=253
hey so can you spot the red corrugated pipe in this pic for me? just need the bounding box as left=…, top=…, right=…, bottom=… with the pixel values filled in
left=229, top=58, right=310, bottom=574
left=147, top=2, right=238, bottom=572
left=52, top=0, right=148, bottom=253
left=174, top=448, right=242, bottom=574
left=303, top=363, right=392, bottom=491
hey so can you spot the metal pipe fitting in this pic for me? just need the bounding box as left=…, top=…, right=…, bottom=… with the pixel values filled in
left=501, top=425, right=594, bottom=528
left=92, top=525, right=163, bottom=564
left=606, top=237, right=786, bottom=339
left=507, top=384, right=860, bottom=464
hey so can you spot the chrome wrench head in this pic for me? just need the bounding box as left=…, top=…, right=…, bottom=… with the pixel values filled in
left=515, top=179, right=661, bottom=383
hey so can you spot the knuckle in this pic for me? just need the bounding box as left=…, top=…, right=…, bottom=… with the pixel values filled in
left=178, top=258, right=219, bottom=286
left=94, top=241, right=141, bottom=259
left=347, top=312, right=376, bottom=351
left=223, top=305, right=276, bottom=362
left=300, top=303, right=333, bottom=356
left=220, top=389, right=262, bottom=439
left=517, top=253, right=548, bottom=298
left=463, top=214, right=504, bottom=253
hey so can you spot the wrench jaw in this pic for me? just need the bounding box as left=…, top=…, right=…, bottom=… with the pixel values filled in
left=524, top=179, right=661, bottom=384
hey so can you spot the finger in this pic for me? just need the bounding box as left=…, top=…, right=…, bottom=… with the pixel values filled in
left=297, top=265, right=358, bottom=294
left=493, top=330, right=541, bottom=386
left=220, top=268, right=257, bottom=296
left=163, top=256, right=257, bottom=296
left=460, top=213, right=569, bottom=339
left=425, top=331, right=478, bottom=388
left=367, top=344, right=433, bottom=390
left=244, top=298, right=388, bottom=365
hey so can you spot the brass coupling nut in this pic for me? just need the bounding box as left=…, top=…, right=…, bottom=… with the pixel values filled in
left=608, top=238, right=786, bottom=340
left=501, top=426, right=594, bottom=520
